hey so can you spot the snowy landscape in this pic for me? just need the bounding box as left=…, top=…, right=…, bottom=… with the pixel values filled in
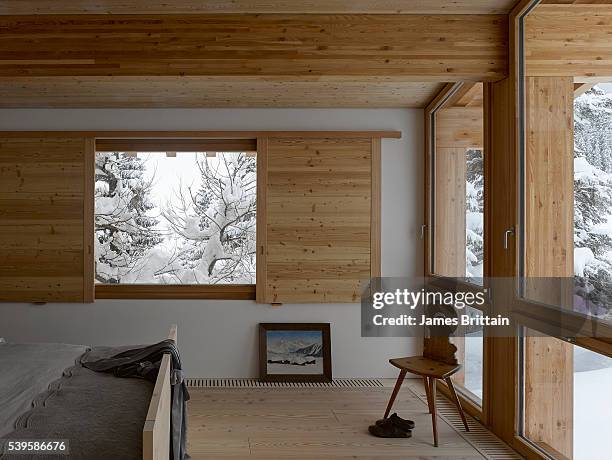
left=266, top=330, right=324, bottom=375
left=465, top=149, right=485, bottom=280
left=573, top=85, right=612, bottom=321
left=572, top=85, right=612, bottom=458
left=94, top=151, right=256, bottom=284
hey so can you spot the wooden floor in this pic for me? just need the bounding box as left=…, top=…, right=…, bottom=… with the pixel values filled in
left=186, top=379, right=487, bottom=459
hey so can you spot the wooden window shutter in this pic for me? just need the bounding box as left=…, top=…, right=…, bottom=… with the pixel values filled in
left=0, top=135, right=95, bottom=303
left=257, top=136, right=381, bottom=304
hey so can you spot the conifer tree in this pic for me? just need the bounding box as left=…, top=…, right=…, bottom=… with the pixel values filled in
left=95, top=152, right=162, bottom=283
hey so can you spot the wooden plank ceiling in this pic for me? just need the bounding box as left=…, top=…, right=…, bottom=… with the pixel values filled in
left=0, top=9, right=508, bottom=108
left=0, top=1, right=518, bottom=15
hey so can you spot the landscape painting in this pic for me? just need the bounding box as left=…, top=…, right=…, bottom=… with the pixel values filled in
left=266, top=330, right=323, bottom=375
left=259, top=323, right=331, bottom=382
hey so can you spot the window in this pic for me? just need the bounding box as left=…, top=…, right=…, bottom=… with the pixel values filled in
left=95, top=143, right=256, bottom=287
left=431, top=83, right=485, bottom=283
left=520, top=77, right=612, bottom=326
left=427, top=82, right=487, bottom=410
left=515, top=3, right=612, bottom=458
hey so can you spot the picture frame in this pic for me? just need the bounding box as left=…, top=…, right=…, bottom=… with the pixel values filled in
left=259, top=323, right=332, bottom=383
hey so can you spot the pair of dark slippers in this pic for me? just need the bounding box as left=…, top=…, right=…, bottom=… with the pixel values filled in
left=368, top=413, right=415, bottom=438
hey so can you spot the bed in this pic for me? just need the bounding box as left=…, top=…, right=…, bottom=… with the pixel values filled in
left=0, top=325, right=177, bottom=460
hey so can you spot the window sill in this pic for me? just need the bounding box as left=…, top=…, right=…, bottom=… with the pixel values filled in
left=95, top=284, right=256, bottom=300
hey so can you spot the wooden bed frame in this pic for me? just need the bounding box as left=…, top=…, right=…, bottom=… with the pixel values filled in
left=142, top=324, right=177, bottom=460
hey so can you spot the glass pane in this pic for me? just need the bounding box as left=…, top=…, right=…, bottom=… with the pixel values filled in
left=573, top=84, right=612, bottom=321
left=433, top=83, right=484, bottom=282
left=450, top=305, right=484, bottom=403
left=522, top=80, right=612, bottom=322
left=573, top=346, right=612, bottom=459
left=521, top=332, right=612, bottom=459
left=95, top=151, right=256, bottom=284
left=521, top=333, right=573, bottom=459
left=466, top=149, right=485, bottom=279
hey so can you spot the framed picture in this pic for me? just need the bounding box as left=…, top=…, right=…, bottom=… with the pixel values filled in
left=259, top=323, right=332, bottom=382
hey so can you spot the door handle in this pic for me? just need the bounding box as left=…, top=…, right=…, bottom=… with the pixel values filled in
left=503, top=227, right=515, bottom=250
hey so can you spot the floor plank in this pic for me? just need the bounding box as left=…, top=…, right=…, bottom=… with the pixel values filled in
left=186, top=382, right=486, bottom=459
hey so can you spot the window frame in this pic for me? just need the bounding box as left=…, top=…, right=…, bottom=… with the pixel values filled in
left=93, top=137, right=259, bottom=300
left=424, top=82, right=491, bottom=420
left=90, top=131, right=396, bottom=301
left=500, top=2, right=612, bottom=459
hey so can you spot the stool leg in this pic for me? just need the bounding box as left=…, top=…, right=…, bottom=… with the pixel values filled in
left=445, top=377, right=470, bottom=432
left=429, top=377, right=438, bottom=447
left=384, top=369, right=407, bottom=418
left=423, top=376, right=433, bottom=414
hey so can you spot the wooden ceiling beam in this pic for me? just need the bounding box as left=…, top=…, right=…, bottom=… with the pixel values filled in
left=0, top=77, right=446, bottom=108
left=525, top=5, right=612, bottom=77
left=446, top=82, right=484, bottom=108
left=574, top=82, right=595, bottom=96
left=0, top=14, right=508, bottom=82
left=0, top=1, right=517, bottom=15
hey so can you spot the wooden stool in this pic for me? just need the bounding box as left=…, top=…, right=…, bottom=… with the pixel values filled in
left=383, top=338, right=469, bottom=447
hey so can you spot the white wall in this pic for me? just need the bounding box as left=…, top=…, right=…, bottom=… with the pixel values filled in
left=0, top=108, right=423, bottom=378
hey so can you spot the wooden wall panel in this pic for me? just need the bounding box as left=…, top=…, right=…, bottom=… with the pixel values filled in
left=524, top=76, right=574, bottom=282
left=264, top=137, right=375, bottom=303
left=433, top=147, right=467, bottom=277
left=0, top=14, right=508, bottom=82
left=525, top=5, right=612, bottom=77
left=0, top=1, right=517, bottom=15
left=435, top=107, right=484, bottom=149
left=523, top=76, right=574, bottom=459
left=0, top=136, right=94, bottom=302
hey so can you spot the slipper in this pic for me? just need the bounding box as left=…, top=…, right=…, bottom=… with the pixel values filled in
left=368, top=419, right=412, bottom=438
left=375, top=413, right=415, bottom=431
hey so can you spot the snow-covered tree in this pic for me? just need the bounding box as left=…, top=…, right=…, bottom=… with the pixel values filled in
left=466, top=149, right=484, bottom=278
left=161, top=152, right=257, bottom=284
left=95, top=152, right=162, bottom=283
left=574, top=87, right=612, bottom=318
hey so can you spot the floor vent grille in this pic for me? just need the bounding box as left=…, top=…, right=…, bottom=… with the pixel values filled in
left=407, top=384, right=523, bottom=460
left=185, top=378, right=384, bottom=389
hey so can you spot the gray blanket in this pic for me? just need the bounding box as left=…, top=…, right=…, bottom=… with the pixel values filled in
left=81, top=340, right=189, bottom=460
left=1, top=348, right=153, bottom=460
left=0, top=343, right=88, bottom=438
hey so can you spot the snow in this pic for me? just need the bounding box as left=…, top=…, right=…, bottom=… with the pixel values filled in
left=267, top=358, right=323, bottom=375
left=592, top=215, right=612, bottom=239
left=94, top=151, right=256, bottom=284
left=574, top=156, right=610, bottom=182
left=463, top=331, right=483, bottom=400
left=574, top=247, right=596, bottom=277
left=95, top=196, right=119, bottom=215
left=466, top=212, right=484, bottom=236
left=574, top=351, right=612, bottom=459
